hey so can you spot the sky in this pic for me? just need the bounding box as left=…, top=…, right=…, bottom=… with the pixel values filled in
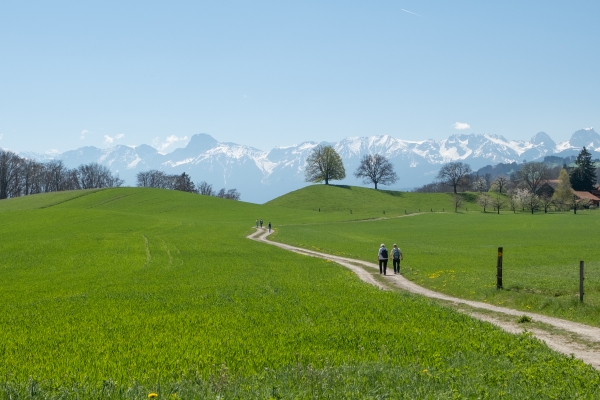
left=1, top=1, right=599, bottom=154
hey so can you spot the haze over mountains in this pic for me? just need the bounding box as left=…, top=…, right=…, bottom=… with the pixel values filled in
left=17, top=128, right=600, bottom=203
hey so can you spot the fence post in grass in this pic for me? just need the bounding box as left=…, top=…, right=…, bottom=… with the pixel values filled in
left=580, top=261, right=584, bottom=302
left=496, top=247, right=503, bottom=289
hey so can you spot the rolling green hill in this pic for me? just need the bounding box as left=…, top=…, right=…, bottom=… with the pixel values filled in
left=266, top=184, right=479, bottom=216
left=1, top=188, right=599, bottom=398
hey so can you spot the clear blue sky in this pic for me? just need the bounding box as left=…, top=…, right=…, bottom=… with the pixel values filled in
left=1, top=1, right=599, bottom=154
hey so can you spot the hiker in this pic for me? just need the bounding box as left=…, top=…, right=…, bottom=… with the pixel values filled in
left=392, top=244, right=403, bottom=274
left=256, top=219, right=259, bottom=228
left=378, top=244, right=388, bottom=275
left=268, top=222, right=272, bottom=232
left=260, top=219, right=263, bottom=228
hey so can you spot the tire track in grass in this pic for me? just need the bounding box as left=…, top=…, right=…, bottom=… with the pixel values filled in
left=248, top=227, right=600, bottom=370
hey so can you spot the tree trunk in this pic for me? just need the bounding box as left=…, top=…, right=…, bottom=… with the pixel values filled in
left=374, top=182, right=378, bottom=190
left=453, top=185, right=457, bottom=193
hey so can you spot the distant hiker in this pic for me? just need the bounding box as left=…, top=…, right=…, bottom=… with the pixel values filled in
left=268, top=222, right=272, bottom=232
left=392, top=244, right=403, bottom=275
left=260, top=219, right=263, bottom=228
left=256, top=219, right=259, bottom=228
left=378, top=244, right=388, bottom=275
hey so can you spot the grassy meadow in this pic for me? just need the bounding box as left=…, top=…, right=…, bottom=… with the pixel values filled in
left=271, top=186, right=600, bottom=327
left=0, top=187, right=599, bottom=398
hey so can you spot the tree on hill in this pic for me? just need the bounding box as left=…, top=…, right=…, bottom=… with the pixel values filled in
left=353, top=154, right=398, bottom=190
left=552, top=168, right=574, bottom=210
left=477, top=193, right=492, bottom=212
left=570, top=147, right=597, bottom=191
left=304, top=145, right=346, bottom=185
left=490, top=175, right=509, bottom=194
left=517, top=162, right=550, bottom=193
left=174, top=172, right=195, bottom=193
left=437, top=162, right=472, bottom=193
left=491, top=194, right=506, bottom=214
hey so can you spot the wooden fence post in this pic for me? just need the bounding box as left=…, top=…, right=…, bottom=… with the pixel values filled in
left=580, top=261, right=584, bottom=302
left=497, top=247, right=503, bottom=289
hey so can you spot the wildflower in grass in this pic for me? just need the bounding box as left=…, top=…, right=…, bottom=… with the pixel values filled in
left=148, top=393, right=158, bottom=399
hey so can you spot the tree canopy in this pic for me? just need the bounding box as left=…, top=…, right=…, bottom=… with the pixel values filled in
left=304, top=145, right=346, bottom=185
left=570, top=147, right=597, bottom=191
left=437, top=162, right=472, bottom=193
left=353, top=154, right=397, bottom=190
left=517, top=162, right=550, bottom=193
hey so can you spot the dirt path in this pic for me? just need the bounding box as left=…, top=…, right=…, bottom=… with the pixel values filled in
left=247, top=227, right=600, bottom=370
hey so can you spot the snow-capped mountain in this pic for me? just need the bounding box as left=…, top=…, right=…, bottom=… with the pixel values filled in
left=19, top=129, right=600, bottom=203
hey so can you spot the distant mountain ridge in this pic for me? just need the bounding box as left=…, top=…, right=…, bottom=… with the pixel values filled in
left=19, top=129, right=600, bottom=203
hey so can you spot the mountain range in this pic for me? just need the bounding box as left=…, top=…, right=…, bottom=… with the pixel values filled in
left=17, top=128, right=600, bottom=203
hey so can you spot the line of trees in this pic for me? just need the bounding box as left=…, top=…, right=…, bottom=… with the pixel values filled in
left=136, top=170, right=241, bottom=200
left=0, top=150, right=123, bottom=200
left=304, top=144, right=398, bottom=189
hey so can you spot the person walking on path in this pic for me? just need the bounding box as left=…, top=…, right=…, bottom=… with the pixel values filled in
left=268, top=222, right=272, bottom=232
left=378, top=244, right=389, bottom=275
left=392, top=244, right=403, bottom=274
left=260, top=219, right=263, bottom=228
left=256, top=219, right=259, bottom=228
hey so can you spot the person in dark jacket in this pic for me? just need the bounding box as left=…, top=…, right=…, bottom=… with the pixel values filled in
left=378, top=244, right=388, bottom=275
left=268, top=222, right=272, bottom=232
left=392, top=244, right=403, bottom=274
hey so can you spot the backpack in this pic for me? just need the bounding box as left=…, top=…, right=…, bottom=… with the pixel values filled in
left=381, top=248, right=388, bottom=259
left=393, top=248, right=400, bottom=259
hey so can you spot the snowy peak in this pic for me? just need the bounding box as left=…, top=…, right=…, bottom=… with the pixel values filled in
left=569, top=128, right=600, bottom=149
left=530, top=131, right=556, bottom=148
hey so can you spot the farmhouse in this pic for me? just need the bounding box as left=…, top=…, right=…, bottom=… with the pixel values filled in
left=573, top=191, right=600, bottom=206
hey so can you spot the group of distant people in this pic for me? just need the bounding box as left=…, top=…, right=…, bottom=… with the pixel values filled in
left=256, top=218, right=272, bottom=232
left=378, top=243, right=403, bottom=275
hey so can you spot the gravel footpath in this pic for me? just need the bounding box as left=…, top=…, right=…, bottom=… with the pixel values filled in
left=248, top=227, right=600, bottom=369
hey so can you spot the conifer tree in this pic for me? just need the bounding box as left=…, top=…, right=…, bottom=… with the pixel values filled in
left=570, top=147, right=597, bottom=191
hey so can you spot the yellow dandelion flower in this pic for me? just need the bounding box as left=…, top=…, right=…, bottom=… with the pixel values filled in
left=148, top=393, right=158, bottom=399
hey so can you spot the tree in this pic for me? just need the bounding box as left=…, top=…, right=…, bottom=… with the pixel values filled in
left=437, top=162, right=472, bottom=193
left=452, top=194, right=463, bottom=212
left=197, top=181, right=215, bottom=196
left=472, top=177, right=488, bottom=193
left=539, top=194, right=553, bottom=214
left=354, top=154, right=398, bottom=190
left=477, top=193, right=492, bottom=212
left=570, top=147, right=597, bottom=191
left=173, top=172, right=196, bottom=193
left=491, top=194, right=506, bottom=214
left=304, top=145, right=346, bottom=185
left=491, top=175, right=509, bottom=194
left=518, top=189, right=540, bottom=214
left=552, top=168, right=574, bottom=210
left=517, top=162, right=550, bottom=193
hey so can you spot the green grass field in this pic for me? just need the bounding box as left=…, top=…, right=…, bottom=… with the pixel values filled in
left=1, top=187, right=600, bottom=398
left=271, top=185, right=600, bottom=327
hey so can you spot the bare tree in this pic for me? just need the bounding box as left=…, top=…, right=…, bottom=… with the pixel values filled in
left=539, top=194, right=554, bottom=214
left=224, top=188, right=241, bottom=200
left=354, top=154, right=398, bottom=190
left=304, top=145, right=346, bottom=185
left=437, top=162, right=472, bottom=193
left=517, top=162, right=550, bottom=193
left=136, top=171, right=152, bottom=187
left=216, top=188, right=227, bottom=198
left=452, top=193, right=463, bottom=212
left=0, top=150, right=22, bottom=199
left=491, top=175, right=510, bottom=194
left=477, top=193, right=492, bottom=212
left=197, top=181, right=215, bottom=196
